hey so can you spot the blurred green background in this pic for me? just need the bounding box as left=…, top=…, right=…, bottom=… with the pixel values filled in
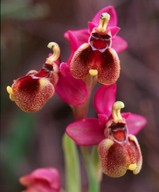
left=1, top=0, right=159, bottom=192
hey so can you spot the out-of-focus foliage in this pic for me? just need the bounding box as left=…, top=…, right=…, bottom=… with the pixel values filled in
left=1, top=0, right=49, bottom=19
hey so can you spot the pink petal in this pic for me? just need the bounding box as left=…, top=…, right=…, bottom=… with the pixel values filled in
left=91, top=6, right=117, bottom=27
left=88, top=22, right=97, bottom=33
left=112, top=35, right=128, bottom=53
left=66, top=118, right=105, bottom=146
left=64, top=29, right=89, bottom=62
left=122, top=112, right=147, bottom=135
left=55, top=63, right=88, bottom=106
left=94, top=84, right=116, bottom=115
left=98, top=114, right=108, bottom=125
left=109, top=26, right=120, bottom=37
left=20, top=168, right=60, bottom=190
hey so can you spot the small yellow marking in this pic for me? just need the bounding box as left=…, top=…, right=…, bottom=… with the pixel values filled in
left=40, top=78, right=48, bottom=88
left=6, top=86, right=15, bottom=101
left=89, top=69, right=98, bottom=76
left=104, top=139, right=114, bottom=150
left=128, top=163, right=137, bottom=171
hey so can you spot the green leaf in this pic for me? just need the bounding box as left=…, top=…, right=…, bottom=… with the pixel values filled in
left=63, top=134, right=81, bottom=192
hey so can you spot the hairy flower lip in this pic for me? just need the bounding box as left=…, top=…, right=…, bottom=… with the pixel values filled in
left=98, top=134, right=143, bottom=177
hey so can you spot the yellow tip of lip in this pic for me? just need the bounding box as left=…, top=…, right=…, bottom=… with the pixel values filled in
left=128, top=163, right=137, bottom=171
left=6, top=86, right=15, bottom=101
left=89, top=69, right=98, bottom=76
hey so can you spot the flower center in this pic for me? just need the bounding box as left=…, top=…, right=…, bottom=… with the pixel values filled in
left=106, top=101, right=128, bottom=144
left=89, top=13, right=112, bottom=53
left=109, top=122, right=128, bottom=143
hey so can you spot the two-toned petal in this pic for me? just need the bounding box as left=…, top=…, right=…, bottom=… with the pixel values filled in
left=7, top=75, right=55, bottom=112
left=98, top=134, right=142, bottom=177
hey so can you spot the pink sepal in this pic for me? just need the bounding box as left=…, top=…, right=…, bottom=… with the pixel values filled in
left=112, top=35, right=128, bottom=53
left=94, top=84, right=116, bottom=115
left=91, top=6, right=117, bottom=27
left=66, top=118, right=105, bottom=146
left=64, top=29, right=89, bottom=61
left=55, top=63, right=88, bottom=106
left=123, top=112, right=147, bottom=135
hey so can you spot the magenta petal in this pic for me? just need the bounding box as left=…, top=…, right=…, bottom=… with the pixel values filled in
left=64, top=29, right=89, bottom=61
left=112, top=35, right=128, bottom=53
left=109, top=26, right=120, bottom=37
left=66, top=118, right=105, bottom=146
left=94, top=84, right=116, bottom=115
left=88, top=22, right=97, bottom=33
left=98, top=114, right=108, bottom=126
left=122, top=112, right=147, bottom=135
left=55, top=63, right=88, bottom=106
left=20, top=168, right=60, bottom=189
left=91, top=6, right=117, bottom=27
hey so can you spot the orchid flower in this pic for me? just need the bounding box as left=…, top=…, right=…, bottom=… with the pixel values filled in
left=65, top=6, right=128, bottom=60
left=19, top=168, right=60, bottom=192
left=6, top=42, right=60, bottom=112
left=66, top=84, right=147, bottom=177
left=65, top=6, right=128, bottom=85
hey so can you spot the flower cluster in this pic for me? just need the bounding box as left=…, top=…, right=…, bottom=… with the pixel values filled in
left=7, top=5, right=147, bottom=191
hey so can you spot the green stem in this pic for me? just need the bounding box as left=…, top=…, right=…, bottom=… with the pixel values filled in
left=71, top=75, right=100, bottom=192
left=81, top=147, right=100, bottom=192
left=63, top=134, right=81, bottom=192
left=72, top=75, right=97, bottom=120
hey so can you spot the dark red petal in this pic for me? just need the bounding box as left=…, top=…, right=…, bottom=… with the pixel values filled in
left=12, top=76, right=54, bottom=112
left=70, top=43, right=91, bottom=79
left=98, top=139, right=128, bottom=177
left=97, top=48, right=120, bottom=85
